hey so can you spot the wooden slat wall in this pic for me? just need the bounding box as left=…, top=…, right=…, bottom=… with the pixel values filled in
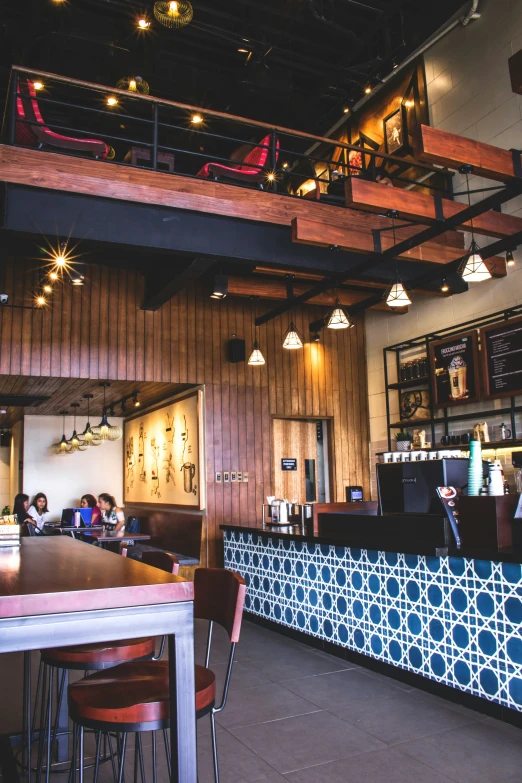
left=0, top=260, right=370, bottom=565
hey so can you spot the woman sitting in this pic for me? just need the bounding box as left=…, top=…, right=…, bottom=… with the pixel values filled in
left=14, top=493, right=40, bottom=535
left=28, top=492, right=49, bottom=532
left=97, top=493, right=125, bottom=532
left=81, top=494, right=102, bottom=526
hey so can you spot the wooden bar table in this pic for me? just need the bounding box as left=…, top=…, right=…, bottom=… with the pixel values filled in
left=0, top=537, right=197, bottom=783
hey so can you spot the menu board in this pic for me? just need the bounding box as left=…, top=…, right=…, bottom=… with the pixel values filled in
left=481, top=315, right=522, bottom=400
left=429, top=330, right=480, bottom=408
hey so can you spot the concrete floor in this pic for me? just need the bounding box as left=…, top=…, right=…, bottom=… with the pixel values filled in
left=1, top=619, right=521, bottom=782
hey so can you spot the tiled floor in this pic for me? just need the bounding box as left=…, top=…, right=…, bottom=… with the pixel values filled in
left=1, top=619, right=521, bottom=782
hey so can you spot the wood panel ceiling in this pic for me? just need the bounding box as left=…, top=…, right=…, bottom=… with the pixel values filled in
left=0, top=376, right=193, bottom=428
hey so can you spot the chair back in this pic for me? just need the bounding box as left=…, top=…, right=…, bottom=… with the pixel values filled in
left=21, top=520, right=37, bottom=537
left=141, top=550, right=179, bottom=575
left=238, top=134, right=279, bottom=172
left=15, top=79, right=46, bottom=146
left=194, top=568, right=246, bottom=643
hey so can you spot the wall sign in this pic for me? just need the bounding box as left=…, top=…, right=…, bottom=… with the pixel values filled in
left=281, top=458, right=297, bottom=471
left=429, top=330, right=480, bottom=408
left=480, top=315, right=522, bottom=400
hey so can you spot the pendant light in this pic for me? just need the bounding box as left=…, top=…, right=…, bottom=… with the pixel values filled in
left=52, top=412, right=71, bottom=456
left=91, top=383, right=123, bottom=442
left=458, top=166, right=491, bottom=283
left=282, top=321, right=303, bottom=349
left=81, top=393, right=102, bottom=447
left=68, top=403, right=80, bottom=453
left=326, top=298, right=353, bottom=329
left=248, top=299, right=266, bottom=365
left=154, top=0, right=193, bottom=28
left=384, top=211, right=412, bottom=308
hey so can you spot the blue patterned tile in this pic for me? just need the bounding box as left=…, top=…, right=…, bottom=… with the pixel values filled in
left=224, top=530, right=522, bottom=712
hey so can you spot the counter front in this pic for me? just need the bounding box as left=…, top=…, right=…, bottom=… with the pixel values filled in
left=222, top=520, right=522, bottom=718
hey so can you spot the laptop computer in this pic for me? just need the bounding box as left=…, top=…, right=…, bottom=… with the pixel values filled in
left=61, top=508, right=93, bottom=527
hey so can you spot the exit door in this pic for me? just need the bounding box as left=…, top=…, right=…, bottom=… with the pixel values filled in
left=272, top=418, right=330, bottom=504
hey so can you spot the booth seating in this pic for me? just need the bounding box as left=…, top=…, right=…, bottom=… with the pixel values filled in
left=196, top=133, right=279, bottom=186
left=15, top=78, right=112, bottom=159
left=125, top=510, right=204, bottom=576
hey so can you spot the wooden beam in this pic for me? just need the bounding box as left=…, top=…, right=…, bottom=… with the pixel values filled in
left=227, top=275, right=395, bottom=310
left=345, top=178, right=522, bottom=239
left=0, top=146, right=464, bottom=249
left=141, top=257, right=214, bottom=310
left=418, top=124, right=517, bottom=182
left=292, top=217, right=506, bottom=275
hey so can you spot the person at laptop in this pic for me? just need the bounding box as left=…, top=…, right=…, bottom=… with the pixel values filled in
left=81, top=494, right=102, bottom=526
left=97, top=493, right=125, bottom=532
left=28, top=492, right=49, bottom=532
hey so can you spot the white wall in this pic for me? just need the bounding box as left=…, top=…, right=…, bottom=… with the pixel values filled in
left=367, top=0, right=522, bottom=497
left=23, top=415, right=124, bottom=520
left=0, top=447, right=10, bottom=513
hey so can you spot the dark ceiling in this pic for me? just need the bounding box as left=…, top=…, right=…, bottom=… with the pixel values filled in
left=1, top=0, right=464, bottom=134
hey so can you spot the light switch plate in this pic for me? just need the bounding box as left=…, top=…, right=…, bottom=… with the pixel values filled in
left=223, top=471, right=230, bottom=483
left=215, top=472, right=222, bottom=483
left=231, top=471, right=237, bottom=482
left=237, top=471, right=243, bottom=482
left=242, top=472, right=249, bottom=483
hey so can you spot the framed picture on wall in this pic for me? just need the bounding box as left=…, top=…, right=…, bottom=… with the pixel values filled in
left=123, top=388, right=205, bottom=510
left=429, top=330, right=481, bottom=408
left=383, top=106, right=407, bottom=155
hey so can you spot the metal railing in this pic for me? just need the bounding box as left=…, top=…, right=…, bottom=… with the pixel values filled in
left=2, top=65, right=454, bottom=203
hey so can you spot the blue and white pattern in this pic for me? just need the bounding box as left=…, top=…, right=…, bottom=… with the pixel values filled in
left=224, top=529, right=522, bottom=712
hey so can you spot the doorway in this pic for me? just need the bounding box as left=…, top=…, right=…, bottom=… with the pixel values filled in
left=272, top=418, right=331, bottom=504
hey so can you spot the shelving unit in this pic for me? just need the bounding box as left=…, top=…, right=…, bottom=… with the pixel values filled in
left=383, top=304, right=522, bottom=452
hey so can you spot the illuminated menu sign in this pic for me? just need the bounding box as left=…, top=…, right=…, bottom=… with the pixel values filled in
left=481, top=315, right=522, bottom=400
left=429, top=330, right=480, bottom=408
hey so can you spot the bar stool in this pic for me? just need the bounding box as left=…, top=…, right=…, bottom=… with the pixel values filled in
left=68, top=568, right=246, bottom=783
left=32, top=637, right=157, bottom=782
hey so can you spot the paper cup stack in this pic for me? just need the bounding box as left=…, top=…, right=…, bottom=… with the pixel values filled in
left=467, top=440, right=483, bottom=496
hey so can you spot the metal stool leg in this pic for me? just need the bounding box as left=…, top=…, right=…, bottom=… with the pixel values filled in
left=35, top=664, right=49, bottom=783
left=68, top=724, right=78, bottom=783
left=93, top=732, right=102, bottom=783
left=79, top=726, right=84, bottom=783
left=137, top=734, right=146, bottom=783
left=151, top=732, right=157, bottom=783
left=117, top=733, right=127, bottom=783
left=23, top=651, right=32, bottom=783
left=163, top=729, right=171, bottom=780
left=210, top=710, right=219, bottom=783
left=45, top=666, right=53, bottom=783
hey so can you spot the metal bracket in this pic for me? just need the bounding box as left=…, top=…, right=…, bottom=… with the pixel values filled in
left=511, top=149, right=522, bottom=179
left=433, top=194, right=444, bottom=222
left=372, top=229, right=382, bottom=254
left=285, top=274, right=295, bottom=300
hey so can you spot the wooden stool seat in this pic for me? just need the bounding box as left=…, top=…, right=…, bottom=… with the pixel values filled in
left=68, top=660, right=216, bottom=725
left=41, top=638, right=155, bottom=667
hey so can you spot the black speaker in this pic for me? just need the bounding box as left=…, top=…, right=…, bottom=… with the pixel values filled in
left=228, top=339, right=246, bottom=363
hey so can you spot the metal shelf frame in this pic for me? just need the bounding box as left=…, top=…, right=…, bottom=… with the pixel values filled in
left=383, top=303, right=522, bottom=451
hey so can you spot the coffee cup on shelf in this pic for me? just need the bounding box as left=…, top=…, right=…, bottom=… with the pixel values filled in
left=440, top=435, right=451, bottom=445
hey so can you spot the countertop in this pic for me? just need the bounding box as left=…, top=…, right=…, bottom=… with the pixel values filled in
left=220, top=519, right=522, bottom=564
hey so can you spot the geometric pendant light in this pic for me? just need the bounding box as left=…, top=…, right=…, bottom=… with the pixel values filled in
left=458, top=238, right=491, bottom=283
left=116, top=76, right=150, bottom=94
left=384, top=275, right=412, bottom=307
left=248, top=340, right=265, bottom=365
left=282, top=321, right=303, bottom=349
left=326, top=299, right=353, bottom=328
left=154, top=0, right=193, bottom=28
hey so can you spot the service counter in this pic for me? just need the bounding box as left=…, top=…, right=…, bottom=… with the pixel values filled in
left=222, top=516, right=522, bottom=718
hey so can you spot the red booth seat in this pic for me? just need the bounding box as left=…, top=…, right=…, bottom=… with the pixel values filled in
left=197, top=133, right=278, bottom=184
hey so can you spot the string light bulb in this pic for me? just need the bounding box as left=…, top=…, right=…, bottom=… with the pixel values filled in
left=441, top=279, right=449, bottom=293
left=33, top=81, right=44, bottom=91
left=191, top=113, right=203, bottom=124
left=35, top=294, right=47, bottom=308
left=364, top=86, right=372, bottom=94
left=138, top=18, right=150, bottom=28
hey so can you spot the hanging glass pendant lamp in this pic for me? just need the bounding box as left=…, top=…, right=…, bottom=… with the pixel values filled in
left=282, top=321, right=303, bottom=349
left=91, top=383, right=123, bottom=442
left=68, top=403, right=81, bottom=453
left=52, top=412, right=71, bottom=455
left=326, top=299, right=353, bottom=329
left=81, top=393, right=102, bottom=447
left=458, top=165, right=491, bottom=284
left=154, top=0, right=193, bottom=28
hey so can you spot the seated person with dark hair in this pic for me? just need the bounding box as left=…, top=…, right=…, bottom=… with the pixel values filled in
left=373, top=165, right=394, bottom=186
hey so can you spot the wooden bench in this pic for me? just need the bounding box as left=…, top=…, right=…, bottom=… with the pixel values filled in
left=125, top=510, right=205, bottom=579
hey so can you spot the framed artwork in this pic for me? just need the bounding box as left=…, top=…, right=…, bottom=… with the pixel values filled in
left=429, top=330, right=481, bottom=408
left=480, top=314, right=522, bottom=400
left=123, top=388, right=205, bottom=510
left=383, top=106, right=407, bottom=155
